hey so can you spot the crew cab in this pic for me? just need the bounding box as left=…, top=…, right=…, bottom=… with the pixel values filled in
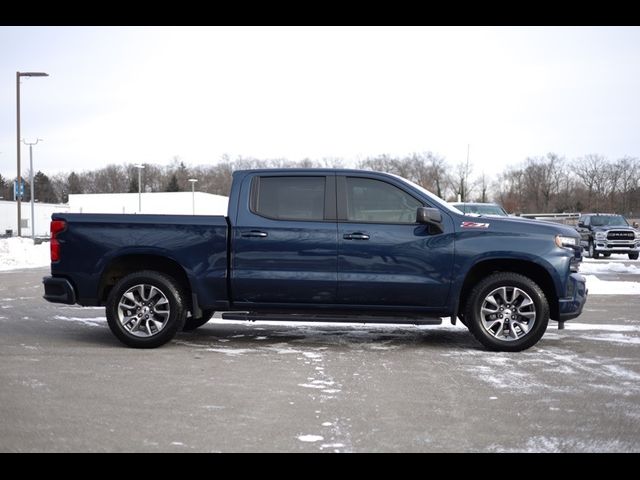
left=576, top=213, right=640, bottom=260
left=43, top=169, right=587, bottom=352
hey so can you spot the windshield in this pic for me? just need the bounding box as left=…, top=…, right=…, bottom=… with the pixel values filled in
left=453, top=203, right=508, bottom=216
left=590, top=215, right=629, bottom=227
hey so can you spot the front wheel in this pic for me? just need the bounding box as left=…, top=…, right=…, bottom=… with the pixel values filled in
left=589, top=241, right=600, bottom=259
left=463, top=272, right=549, bottom=352
left=106, top=270, right=187, bottom=348
left=630, top=253, right=639, bottom=260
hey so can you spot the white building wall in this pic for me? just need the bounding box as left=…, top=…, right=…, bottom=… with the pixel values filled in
left=1, top=192, right=229, bottom=237
left=68, top=192, right=228, bottom=216
left=0, top=200, right=70, bottom=237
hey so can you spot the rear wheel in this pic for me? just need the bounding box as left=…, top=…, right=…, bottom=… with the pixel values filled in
left=603, top=253, right=611, bottom=258
left=106, top=270, right=186, bottom=348
left=183, top=310, right=215, bottom=331
left=630, top=253, right=639, bottom=260
left=464, top=272, right=549, bottom=352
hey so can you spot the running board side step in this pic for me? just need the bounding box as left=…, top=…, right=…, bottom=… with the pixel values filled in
left=220, top=313, right=442, bottom=325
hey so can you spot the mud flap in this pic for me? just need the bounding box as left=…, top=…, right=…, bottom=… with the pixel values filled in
left=558, top=321, right=565, bottom=330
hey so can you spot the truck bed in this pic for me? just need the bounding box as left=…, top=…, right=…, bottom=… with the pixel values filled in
left=49, top=213, right=229, bottom=308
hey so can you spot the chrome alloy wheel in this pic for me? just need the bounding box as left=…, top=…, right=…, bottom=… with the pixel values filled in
left=479, top=286, right=536, bottom=341
left=117, top=284, right=170, bottom=337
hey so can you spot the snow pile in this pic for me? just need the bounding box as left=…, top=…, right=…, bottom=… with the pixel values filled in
left=0, top=237, right=50, bottom=271
left=580, top=262, right=640, bottom=275
left=584, top=275, right=640, bottom=295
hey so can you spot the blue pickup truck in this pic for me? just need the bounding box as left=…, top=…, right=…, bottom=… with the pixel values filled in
left=43, top=169, right=587, bottom=351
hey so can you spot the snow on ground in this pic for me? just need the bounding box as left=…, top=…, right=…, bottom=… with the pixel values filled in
left=52, top=315, right=106, bottom=327
left=297, top=435, right=324, bottom=443
left=580, top=262, right=640, bottom=274
left=583, top=254, right=637, bottom=262
left=583, top=275, right=640, bottom=295
left=0, top=238, right=50, bottom=271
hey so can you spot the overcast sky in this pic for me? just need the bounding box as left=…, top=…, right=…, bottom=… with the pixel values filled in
left=1, top=26, right=640, bottom=180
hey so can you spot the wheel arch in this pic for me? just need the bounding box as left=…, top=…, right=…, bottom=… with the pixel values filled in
left=98, top=254, right=193, bottom=308
left=458, top=259, right=559, bottom=320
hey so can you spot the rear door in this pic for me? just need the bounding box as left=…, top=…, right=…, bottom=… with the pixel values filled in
left=336, top=174, right=453, bottom=308
left=231, top=173, right=337, bottom=305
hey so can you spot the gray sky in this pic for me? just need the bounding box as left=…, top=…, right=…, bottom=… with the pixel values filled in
left=1, top=26, right=640, bottom=180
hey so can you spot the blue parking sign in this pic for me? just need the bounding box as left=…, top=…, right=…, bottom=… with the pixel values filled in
left=13, top=180, right=25, bottom=200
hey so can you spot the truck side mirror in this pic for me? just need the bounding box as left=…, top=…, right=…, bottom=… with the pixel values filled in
left=417, top=207, right=443, bottom=232
left=634, top=222, right=639, bottom=229
left=577, top=221, right=585, bottom=228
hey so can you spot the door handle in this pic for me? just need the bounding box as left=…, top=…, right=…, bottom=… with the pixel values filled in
left=242, top=231, right=268, bottom=238
left=343, top=232, right=369, bottom=240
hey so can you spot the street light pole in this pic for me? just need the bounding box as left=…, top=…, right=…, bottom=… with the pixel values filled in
left=134, top=164, right=145, bottom=213
left=16, top=71, right=48, bottom=237
left=16, top=73, right=20, bottom=235
left=188, top=179, right=198, bottom=215
left=23, top=138, right=42, bottom=240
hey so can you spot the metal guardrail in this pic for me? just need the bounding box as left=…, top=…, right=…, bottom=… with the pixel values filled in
left=519, top=213, right=581, bottom=225
left=519, top=213, right=581, bottom=219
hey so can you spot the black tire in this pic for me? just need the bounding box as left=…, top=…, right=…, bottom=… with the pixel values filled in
left=589, top=241, right=600, bottom=259
left=463, top=272, right=550, bottom=352
left=183, top=309, right=215, bottom=331
left=106, top=270, right=187, bottom=348
left=603, top=253, right=611, bottom=258
left=629, top=253, right=639, bottom=260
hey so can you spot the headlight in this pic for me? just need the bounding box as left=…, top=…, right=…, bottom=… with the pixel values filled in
left=595, top=231, right=606, bottom=240
left=635, top=231, right=640, bottom=240
left=555, top=235, right=577, bottom=248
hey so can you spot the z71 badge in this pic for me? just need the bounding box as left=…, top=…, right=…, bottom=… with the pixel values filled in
left=461, top=221, right=490, bottom=228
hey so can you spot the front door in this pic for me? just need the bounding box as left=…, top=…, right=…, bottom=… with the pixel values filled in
left=337, top=175, right=453, bottom=308
left=232, top=173, right=338, bottom=306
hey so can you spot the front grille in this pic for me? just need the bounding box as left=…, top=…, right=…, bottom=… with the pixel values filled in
left=607, top=230, right=634, bottom=240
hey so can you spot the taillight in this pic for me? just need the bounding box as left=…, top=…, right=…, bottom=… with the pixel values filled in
left=50, top=220, right=66, bottom=262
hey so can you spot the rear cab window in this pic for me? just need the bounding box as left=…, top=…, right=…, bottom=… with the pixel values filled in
left=250, top=176, right=327, bottom=221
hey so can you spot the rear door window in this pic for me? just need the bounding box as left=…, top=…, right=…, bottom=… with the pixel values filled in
left=252, top=176, right=326, bottom=221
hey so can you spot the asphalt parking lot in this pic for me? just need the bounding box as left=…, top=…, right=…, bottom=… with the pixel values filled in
left=1, top=266, right=639, bottom=452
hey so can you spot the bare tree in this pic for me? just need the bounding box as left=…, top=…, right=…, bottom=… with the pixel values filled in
left=475, top=172, right=488, bottom=203
left=91, top=164, right=128, bottom=193
left=493, top=166, right=526, bottom=213
left=451, top=160, right=474, bottom=202
left=552, top=159, right=575, bottom=212
left=573, top=154, right=609, bottom=211
left=617, top=157, right=640, bottom=215
left=19, top=151, right=640, bottom=217
left=408, top=152, right=450, bottom=199
left=428, top=153, right=449, bottom=199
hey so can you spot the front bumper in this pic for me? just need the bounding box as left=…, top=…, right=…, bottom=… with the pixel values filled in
left=557, top=273, right=587, bottom=321
left=42, top=276, right=76, bottom=304
left=593, top=240, right=639, bottom=254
